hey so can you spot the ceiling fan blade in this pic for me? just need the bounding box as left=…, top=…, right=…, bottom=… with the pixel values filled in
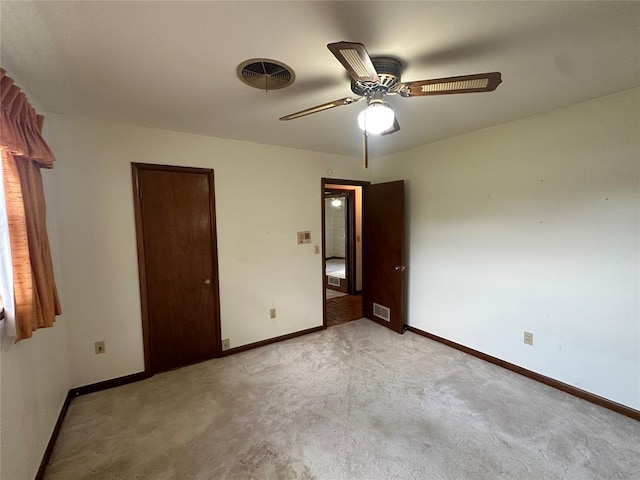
left=397, top=72, right=502, bottom=97
left=327, top=42, right=380, bottom=83
left=381, top=117, right=400, bottom=136
left=279, top=96, right=361, bottom=121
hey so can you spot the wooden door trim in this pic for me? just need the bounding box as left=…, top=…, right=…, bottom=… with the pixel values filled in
left=321, top=178, right=369, bottom=328
left=325, top=189, right=356, bottom=294
left=131, top=162, right=222, bottom=374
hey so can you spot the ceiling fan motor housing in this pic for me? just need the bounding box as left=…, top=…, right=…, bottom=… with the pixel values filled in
left=351, top=57, right=403, bottom=96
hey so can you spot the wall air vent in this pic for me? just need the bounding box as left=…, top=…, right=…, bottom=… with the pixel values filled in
left=328, top=276, right=341, bottom=287
left=237, top=58, right=295, bottom=91
left=373, top=303, right=391, bottom=322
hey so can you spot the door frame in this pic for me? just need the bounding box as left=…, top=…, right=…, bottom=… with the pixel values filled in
left=132, top=163, right=222, bottom=374
left=321, top=178, right=369, bottom=328
left=324, top=188, right=356, bottom=294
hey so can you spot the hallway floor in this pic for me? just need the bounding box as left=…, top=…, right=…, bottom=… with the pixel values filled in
left=326, top=293, right=362, bottom=327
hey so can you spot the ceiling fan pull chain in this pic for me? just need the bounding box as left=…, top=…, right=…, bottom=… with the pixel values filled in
left=362, top=101, right=369, bottom=170
left=363, top=130, right=368, bottom=170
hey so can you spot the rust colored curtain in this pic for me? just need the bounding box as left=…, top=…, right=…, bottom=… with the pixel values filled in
left=1, top=68, right=61, bottom=340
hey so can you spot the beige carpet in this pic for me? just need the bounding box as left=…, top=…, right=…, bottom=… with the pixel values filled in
left=45, top=320, right=640, bottom=479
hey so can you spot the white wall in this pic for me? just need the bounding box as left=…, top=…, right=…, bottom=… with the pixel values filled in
left=325, top=197, right=346, bottom=258
left=45, top=115, right=367, bottom=388
left=372, top=88, right=640, bottom=409
left=0, top=72, right=70, bottom=480
left=326, top=185, right=363, bottom=291
left=324, top=199, right=336, bottom=258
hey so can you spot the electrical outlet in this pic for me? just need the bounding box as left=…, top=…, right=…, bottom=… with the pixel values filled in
left=222, top=338, right=230, bottom=351
left=523, top=331, right=533, bottom=346
left=314, top=245, right=320, bottom=255
left=94, top=341, right=105, bottom=354
left=270, top=308, right=276, bottom=319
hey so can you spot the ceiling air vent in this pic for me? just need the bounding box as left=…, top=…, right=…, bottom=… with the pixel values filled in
left=237, top=58, right=295, bottom=91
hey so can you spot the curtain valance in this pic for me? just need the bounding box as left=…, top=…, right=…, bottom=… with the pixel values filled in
left=1, top=68, right=56, bottom=167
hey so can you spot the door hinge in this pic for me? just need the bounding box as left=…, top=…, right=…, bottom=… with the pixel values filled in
left=138, top=186, right=143, bottom=199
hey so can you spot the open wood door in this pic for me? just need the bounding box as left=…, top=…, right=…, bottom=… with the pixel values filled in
left=363, top=180, right=405, bottom=333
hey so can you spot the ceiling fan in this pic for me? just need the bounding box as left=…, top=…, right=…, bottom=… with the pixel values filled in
left=280, top=41, right=502, bottom=168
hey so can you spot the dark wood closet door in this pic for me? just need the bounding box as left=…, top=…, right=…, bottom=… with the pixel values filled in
left=133, top=164, right=220, bottom=373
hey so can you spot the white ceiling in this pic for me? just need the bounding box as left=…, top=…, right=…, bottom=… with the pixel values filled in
left=1, top=1, right=639, bottom=158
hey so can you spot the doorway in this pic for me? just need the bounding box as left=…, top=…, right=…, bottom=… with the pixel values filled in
left=322, top=180, right=366, bottom=327
left=324, top=188, right=355, bottom=295
left=132, top=163, right=222, bottom=373
left=322, top=178, right=407, bottom=333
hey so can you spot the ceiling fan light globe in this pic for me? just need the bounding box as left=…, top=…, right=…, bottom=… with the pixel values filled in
left=357, top=104, right=395, bottom=135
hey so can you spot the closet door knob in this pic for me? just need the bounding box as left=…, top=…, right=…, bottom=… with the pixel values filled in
left=204, top=278, right=211, bottom=285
